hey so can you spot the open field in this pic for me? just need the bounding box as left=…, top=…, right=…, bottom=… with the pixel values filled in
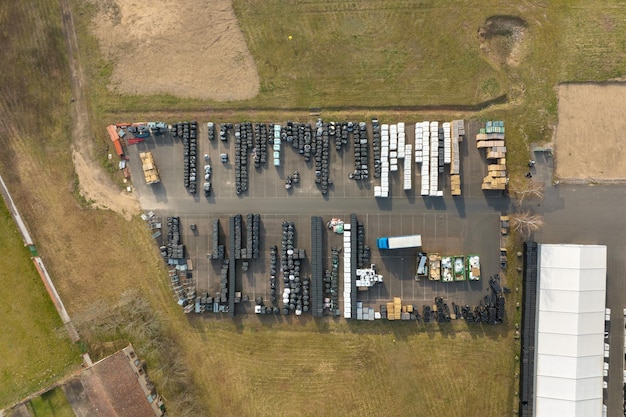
left=0, top=0, right=88, bottom=403
left=75, top=0, right=626, bottom=179
left=2, top=0, right=626, bottom=417
left=0, top=196, right=80, bottom=407
left=555, top=83, right=626, bottom=181
left=90, top=0, right=259, bottom=101
left=231, top=0, right=504, bottom=108
left=186, top=319, right=515, bottom=417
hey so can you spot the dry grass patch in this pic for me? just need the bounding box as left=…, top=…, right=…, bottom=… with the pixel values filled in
left=182, top=319, right=516, bottom=417
left=87, top=0, right=259, bottom=101
left=555, top=83, right=626, bottom=181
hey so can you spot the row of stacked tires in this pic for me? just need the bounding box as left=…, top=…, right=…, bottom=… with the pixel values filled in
left=207, top=122, right=215, bottom=141
left=323, top=246, right=340, bottom=316
left=233, top=214, right=243, bottom=259
left=218, top=260, right=229, bottom=304
left=282, top=121, right=314, bottom=159
left=234, top=123, right=252, bottom=195
left=165, top=216, right=184, bottom=260
left=310, top=216, right=325, bottom=317
left=281, top=221, right=309, bottom=315
left=355, top=222, right=371, bottom=268
left=173, top=121, right=198, bottom=194
left=209, top=219, right=224, bottom=260
left=313, top=119, right=332, bottom=195
left=350, top=122, right=369, bottom=180
left=219, top=123, right=233, bottom=142
left=242, top=213, right=260, bottom=259
left=253, top=123, right=269, bottom=167
left=328, top=121, right=351, bottom=152
left=269, top=245, right=279, bottom=304
left=372, top=119, right=382, bottom=178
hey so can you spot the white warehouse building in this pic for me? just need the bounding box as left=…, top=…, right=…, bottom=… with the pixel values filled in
left=534, top=244, right=607, bottom=417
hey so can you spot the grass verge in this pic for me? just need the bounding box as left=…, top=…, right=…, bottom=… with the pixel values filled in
left=0, top=196, right=80, bottom=408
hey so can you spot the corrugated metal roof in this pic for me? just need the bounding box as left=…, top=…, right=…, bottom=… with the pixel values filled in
left=535, top=244, right=607, bottom=417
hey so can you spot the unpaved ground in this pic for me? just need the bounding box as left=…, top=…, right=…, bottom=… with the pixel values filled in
left=555, top=83, right=626, bottom=181
left=478, top=15, right=528, bottom=67
left=61, top=0, right=139, bottom=220
left=72, top=149, right=139, bottom=220
left=89, top=0, right=259, bottom=101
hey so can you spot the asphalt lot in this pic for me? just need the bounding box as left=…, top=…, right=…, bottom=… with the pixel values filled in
left=123, top=122, right=626, bottom=415
left=127, top=120, right=509, bottom=316
left=532, top=151, right=626, bottom=417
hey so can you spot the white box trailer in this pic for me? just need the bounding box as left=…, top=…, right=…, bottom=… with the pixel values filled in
left=377, top=234, right=422, bottom=250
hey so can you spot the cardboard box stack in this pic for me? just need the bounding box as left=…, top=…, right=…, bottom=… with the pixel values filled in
left=477, top=121, right=508, bottom=190
left=450, top=174, right=461, bottom=196
left=386, top=297, right=404, bottom=321
left=450, top=120, right=463, bottom=196
left=451, top=119, right=466, bottom=142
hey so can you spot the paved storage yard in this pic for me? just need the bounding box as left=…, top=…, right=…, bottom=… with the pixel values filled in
left=127, top=120, right=510, bottom=316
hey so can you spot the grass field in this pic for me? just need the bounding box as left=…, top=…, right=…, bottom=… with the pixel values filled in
left=74, top=0, right=626, bottom=176
left=188, top=319, right=515, bottom=417
left=232, top=0, right=506, bottom=108
left=25, top=387, right=75, bottom=417
left=2, top=0, right=626, bottom=416
left=78, top=294, right=517, bottom=417
left=0, top=200, right=80, bottom=407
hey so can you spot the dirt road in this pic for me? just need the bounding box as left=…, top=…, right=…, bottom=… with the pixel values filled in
left=59, top=0, right=139, bottom=221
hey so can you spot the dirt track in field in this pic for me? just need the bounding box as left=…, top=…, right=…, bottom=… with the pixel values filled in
left=61, top=0, right=140, bottom=220
left=89, top=0, right=260, bottom=101
left=555, top=83, right=626, bottom=181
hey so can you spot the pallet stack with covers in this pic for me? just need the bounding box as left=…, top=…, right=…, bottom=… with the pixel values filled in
left=403, top=142, right=412, bottom=190
left=374, top=124, right=390, bottom=198
left=429, top=122, right=441, bottom=196
left=343, top=223, right=352, bottom=318
left=389, top=124, right=398, bottom=172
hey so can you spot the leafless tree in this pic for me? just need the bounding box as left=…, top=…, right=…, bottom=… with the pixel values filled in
left=510, top=211, right=544, bottom=239
left=73, top=291, right=205, bottom=415
left=512, top=180, right=544, bottom=206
